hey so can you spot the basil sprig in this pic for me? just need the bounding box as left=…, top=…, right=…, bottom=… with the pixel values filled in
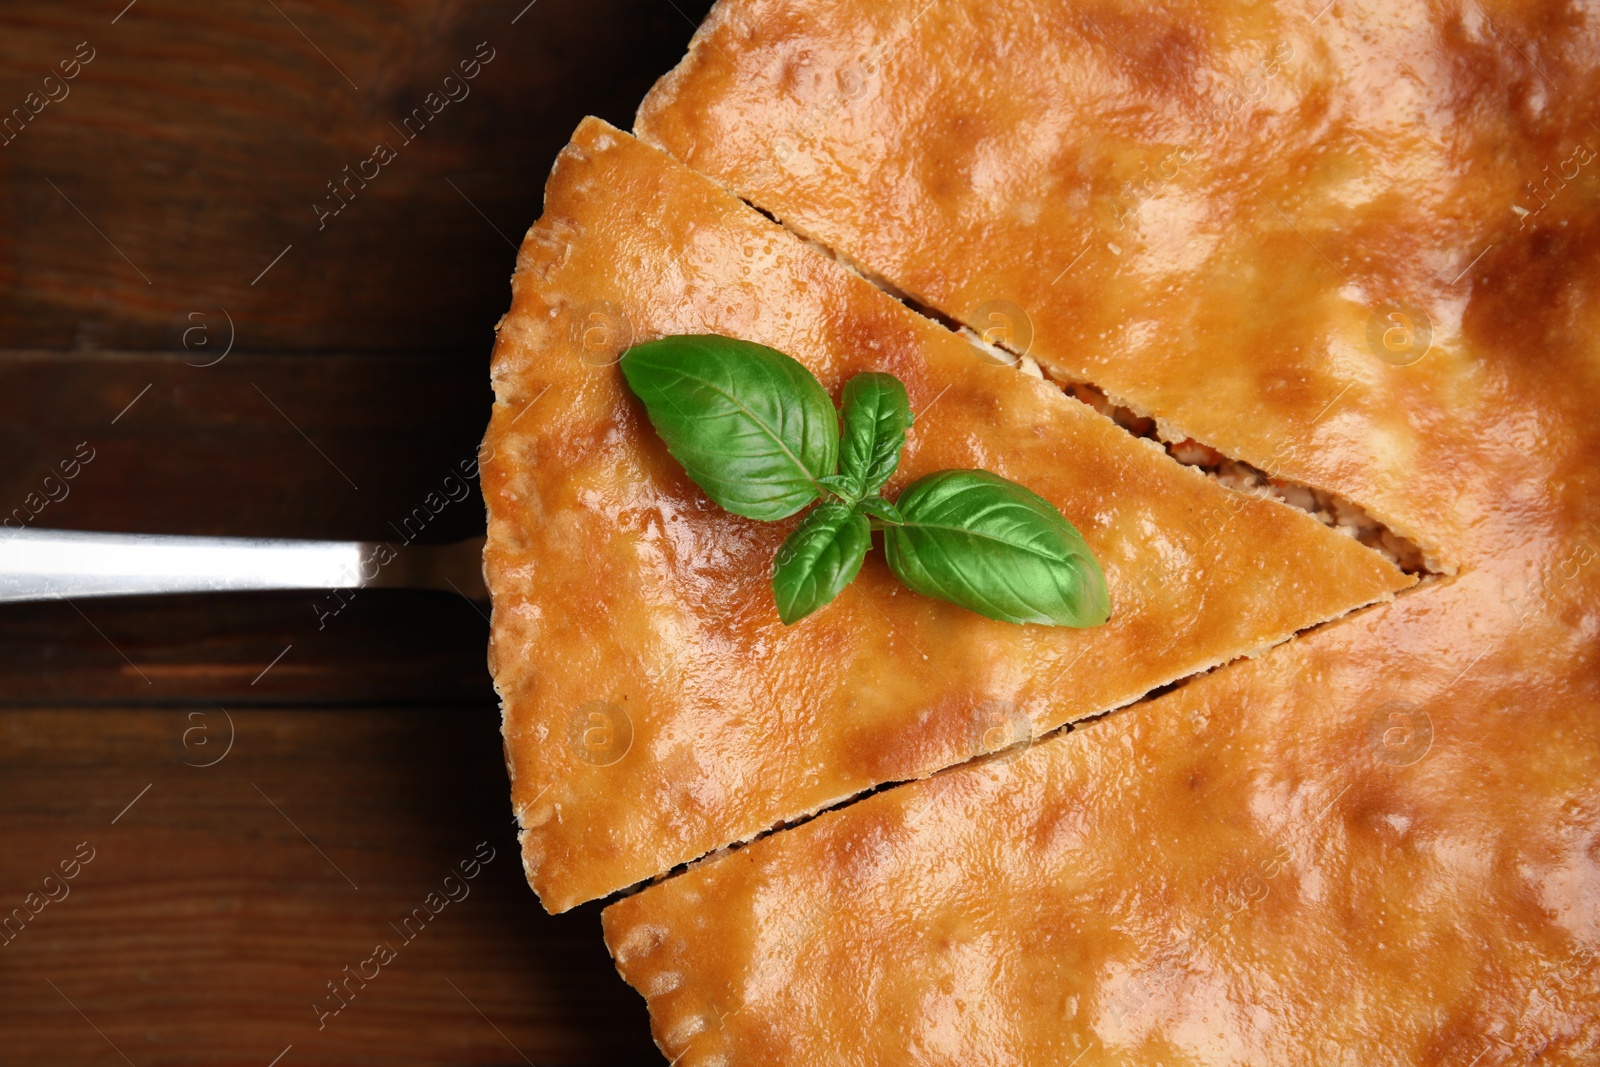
left=620, top=335, right=1110, bottom=627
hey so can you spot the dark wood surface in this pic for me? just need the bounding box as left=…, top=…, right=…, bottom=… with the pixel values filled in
left=0, top=707, right=659, bottom=1067
left=0, top=0, right=707, bottom=353
left=0, top=1, right=713, bottom=1061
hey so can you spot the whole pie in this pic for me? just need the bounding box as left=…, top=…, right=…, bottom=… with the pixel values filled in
left=483, top=0, right=1600, bottom=1061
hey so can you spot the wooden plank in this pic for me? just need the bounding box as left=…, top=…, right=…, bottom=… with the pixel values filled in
left=0, top=706, right=663, bottom=1066
left=0, top=0, right=711, bottom=352
left=0, top=350, right=490, bottom=540
left=0, top=590, right=495, bottom=707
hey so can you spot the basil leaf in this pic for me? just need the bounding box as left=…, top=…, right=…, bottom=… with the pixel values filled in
left=772, top=502, right=871, bottom=623
left=620, top=335, right=839, bottom=521
left=883, top=470, right=1110, bottom=627
left=818, top=473, right=855, bottom=497
left=855, top=496, right=904, bottom=525
left=837, top=372, right=911, bottom=499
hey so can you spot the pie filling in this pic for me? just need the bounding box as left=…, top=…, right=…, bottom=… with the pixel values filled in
left=1041, top=376, right=1436, bottom=577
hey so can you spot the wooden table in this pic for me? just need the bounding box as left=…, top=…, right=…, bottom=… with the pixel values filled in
left=0, top=3, right=711, bottom=1062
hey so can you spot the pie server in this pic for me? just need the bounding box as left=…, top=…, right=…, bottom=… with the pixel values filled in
left=0, top=528, right=488, bottom=604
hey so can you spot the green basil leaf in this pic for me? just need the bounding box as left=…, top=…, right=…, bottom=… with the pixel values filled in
left=772, top=502, right=871, bottom=624
left=883, top=470, right=1110, bottom=627
left=818, top=473, right=855, bottom=497
left=837, top=372, right=911, bottom=499
left=855, top=496, right=904, bottom=525
left=620, top=335, right=839, bottom=521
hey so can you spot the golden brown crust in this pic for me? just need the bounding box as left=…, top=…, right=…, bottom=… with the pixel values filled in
left=603, top=571, right=1600, bottom=1066
left=636, top=0, right=1600, bottom=573
left=607, top=4, right=1600, bottom=1058
left=481, top=118, right=1410, bottom=912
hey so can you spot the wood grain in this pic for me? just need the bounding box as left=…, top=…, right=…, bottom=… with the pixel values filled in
left=0, top=0, right=711, bottom=352
left=0, top=350, right=490, bottom=540
left=0, top=707, right=664, bottom=1066
left=0, top=0, right=712, bottom=1059
left=0, top=590, right=495, bottom=707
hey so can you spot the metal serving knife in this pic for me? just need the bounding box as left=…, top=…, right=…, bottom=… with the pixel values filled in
left=0, top=528, right=487, bottom=604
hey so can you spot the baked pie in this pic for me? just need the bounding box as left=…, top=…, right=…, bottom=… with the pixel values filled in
left=485, top=0, right=1600, bottom=1058
left=482, top=119, right=1408, bottom=913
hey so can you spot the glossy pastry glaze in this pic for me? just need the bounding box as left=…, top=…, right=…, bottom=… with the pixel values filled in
left=605, top=0, right=1600, bottom=1060
left=604, top=570, right=1600, bottom=1066
left=481, top=118, right=1410, bottom=912
left=636, top=0, right=1600, bottom=572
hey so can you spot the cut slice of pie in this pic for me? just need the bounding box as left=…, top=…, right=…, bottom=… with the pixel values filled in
left=603, top=572, right=1600, bottom=1065
left=482, top=117, right=1412, bottom=913
left=635, top=0, right=1600, bottom=572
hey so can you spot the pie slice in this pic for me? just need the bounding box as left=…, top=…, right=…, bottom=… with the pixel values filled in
left=482, top=117, right=1412, bottom=913
left=603, top=572, right=1600, bottom=1065
left=635, top=0, right=1600, bottom=571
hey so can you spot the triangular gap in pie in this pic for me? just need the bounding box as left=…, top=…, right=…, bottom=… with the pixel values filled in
left=603, top=572, right=1600, bottom=1066
left=481, top=117, right=1412, bottom=913
left=635, top=0, right=1600, bottom=573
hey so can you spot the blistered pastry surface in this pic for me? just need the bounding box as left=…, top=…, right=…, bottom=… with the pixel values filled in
left=637, top=0, right=1600, bottom=571
left=481, top=118, right=1409, bottom=912
left=604, top=571, right=1600, bottom=1065
left=604, top=0, right=1600, bottom=1059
